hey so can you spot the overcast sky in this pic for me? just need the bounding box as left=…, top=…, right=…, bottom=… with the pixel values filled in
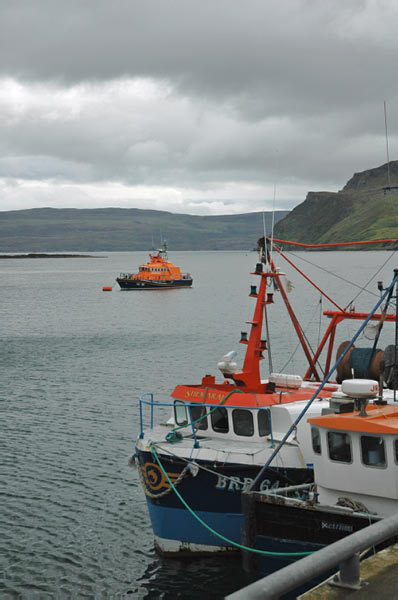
left=0, top=0, right=397, bottom=215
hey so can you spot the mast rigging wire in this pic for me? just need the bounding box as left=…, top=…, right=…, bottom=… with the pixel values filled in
left=343, top=249, right=398, bottom=310
left=280, top=247, right=397, bottom=305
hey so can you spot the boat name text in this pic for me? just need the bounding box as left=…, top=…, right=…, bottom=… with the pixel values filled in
left=215, top=475, right=281, bottom=492
left=185, top=390, right=227, bottom=402
left=321, top=521, right=353, bottom=532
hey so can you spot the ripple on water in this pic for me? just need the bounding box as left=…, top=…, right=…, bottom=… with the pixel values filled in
left=2, top=251, right=396, bottom=597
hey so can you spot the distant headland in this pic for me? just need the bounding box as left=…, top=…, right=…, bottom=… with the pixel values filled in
left=0, top=253, right=104, bottom=259
left=0, top=162, right=397, bottom=252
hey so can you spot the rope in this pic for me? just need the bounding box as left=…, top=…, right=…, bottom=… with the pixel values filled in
left=153, top=442, right=300, bottom=486
left=150, top=444, right=313, bottom=557
left=271, top=238, right=398, bottom=249
left=136, top=457, right=190, bottom=499
left=336, top=496, right=371, bottom=514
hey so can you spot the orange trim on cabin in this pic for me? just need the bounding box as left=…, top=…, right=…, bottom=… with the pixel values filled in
left=171, top=384, right=331, bottom=408
left=309, top=404, right=398, bottom=434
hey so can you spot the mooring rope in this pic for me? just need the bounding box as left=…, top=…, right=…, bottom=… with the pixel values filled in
left=150, top=443, right=314, bottom=557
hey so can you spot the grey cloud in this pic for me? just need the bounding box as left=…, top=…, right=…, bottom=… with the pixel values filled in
left=2, top=2, right=397, bottom=110
left=0, top=0, right=397, bottom=214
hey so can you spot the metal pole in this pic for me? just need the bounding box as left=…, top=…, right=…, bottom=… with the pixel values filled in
left=264, top=304, right=273, bottom=375
left=394, top=270, right=398, bottom=402
left=225, top=512, right=398, bottom=600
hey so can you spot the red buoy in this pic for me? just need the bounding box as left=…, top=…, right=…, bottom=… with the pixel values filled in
left=102, top=286, right=113, bottom=291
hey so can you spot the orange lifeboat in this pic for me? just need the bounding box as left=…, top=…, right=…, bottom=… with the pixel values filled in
left=116, top=243, right=193, bottom=290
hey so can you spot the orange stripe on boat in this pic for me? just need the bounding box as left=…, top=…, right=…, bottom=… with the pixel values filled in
left=171, top=384, right=331, bottom=407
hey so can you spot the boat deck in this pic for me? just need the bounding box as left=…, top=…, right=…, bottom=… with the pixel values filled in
left=138, top=423, right=307, bottom=467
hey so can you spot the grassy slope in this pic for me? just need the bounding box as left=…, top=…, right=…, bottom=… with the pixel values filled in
left=322, top=193, right=398, bottom=242
left=274, top=161, right=398, bottom=246
left=0, top=208, right=289, bottom=252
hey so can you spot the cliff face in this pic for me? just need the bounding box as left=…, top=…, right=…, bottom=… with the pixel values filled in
left=343, top=161, right=398, bottom=191
left=274, top=162, right=398, bottom=246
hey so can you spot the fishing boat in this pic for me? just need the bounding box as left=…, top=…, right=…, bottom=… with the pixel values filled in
left=132, top=238, right=397, bottom=556
left=239, top=268, right=398, bottom=573
left=116, top=243, right=192, bottom=290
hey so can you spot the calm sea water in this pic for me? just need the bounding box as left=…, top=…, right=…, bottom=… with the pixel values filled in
left=1, top=250, right=397, bottom=599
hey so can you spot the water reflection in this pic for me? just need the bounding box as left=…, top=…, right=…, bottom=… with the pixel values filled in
left=137, top=554, right=253, bottom=599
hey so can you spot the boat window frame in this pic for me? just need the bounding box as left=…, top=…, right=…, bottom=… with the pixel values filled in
left=174, top=400, right=188, bottom=426
left=394, top=439, right=398, bottom=465
left=327, top=430, right=353, bottom=464
left=311, top=426, right=322, bottom=455
left=210, top=406, right=229, bottom=434
left=232, top=408, right=254, bottom=437
left=189, top=405, right=208, bottom=431
left=360, top=434, right=387, bottom=469
left=257, top=408, right=272, bottom=437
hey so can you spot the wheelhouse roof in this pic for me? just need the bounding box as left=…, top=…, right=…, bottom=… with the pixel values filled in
left=309, top=404, right=398, bottom=434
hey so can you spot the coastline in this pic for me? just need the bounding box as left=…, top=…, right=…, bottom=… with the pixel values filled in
left=0, top=253, right=106, bottom=259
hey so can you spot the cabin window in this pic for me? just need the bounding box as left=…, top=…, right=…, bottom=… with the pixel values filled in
left=190, top=405, right=208, bottom=430
left=395, top=440, right=398, bottom=464
left=311, top=427, right=321, bottom=454
left=211, top=407, right=229, bottom=433
left=232, top=409, right=254, bottom=437
left=361, top=436, right=386, bottom=468
left=327, top=431, right=352, bottom=463
left=174, top=400, right=188, bottom=426
left=258, top=409, right=271, bottom=436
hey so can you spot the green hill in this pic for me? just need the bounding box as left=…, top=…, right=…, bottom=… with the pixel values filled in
left=274, top=162, right=398, bottom=247
left=0, top=207, right=288, bottom=252
left=3, top=162, right=398, bottom=252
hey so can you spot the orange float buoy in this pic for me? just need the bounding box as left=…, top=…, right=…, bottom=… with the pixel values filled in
left=102, top=286, right=113, bottom=291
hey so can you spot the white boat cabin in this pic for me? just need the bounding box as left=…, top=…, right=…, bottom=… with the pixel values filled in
left=309, top=380, right=398, bottom=517
left=172, top=395, right=331, bottom=464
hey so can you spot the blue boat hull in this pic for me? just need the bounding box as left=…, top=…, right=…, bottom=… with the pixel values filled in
left=135, top=449, right=313, bottom=555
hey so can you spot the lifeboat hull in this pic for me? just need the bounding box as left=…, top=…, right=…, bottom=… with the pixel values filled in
left=116, top=278, right=193, bottom=290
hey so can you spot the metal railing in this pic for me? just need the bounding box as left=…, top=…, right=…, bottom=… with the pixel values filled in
left=138, top=393, right=273, bottom=449
left=225, top=512, right=398, bottom=599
